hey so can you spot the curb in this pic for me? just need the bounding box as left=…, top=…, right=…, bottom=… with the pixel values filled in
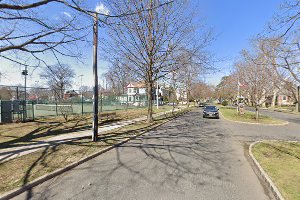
left=219, top=111, right=289, bottom=126
left=249, top=141, right=285, bottom=200
left=0, top=109, right=190, bottom=200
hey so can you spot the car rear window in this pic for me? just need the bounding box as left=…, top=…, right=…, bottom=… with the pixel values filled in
left=205, top=106, right=217, bottom=110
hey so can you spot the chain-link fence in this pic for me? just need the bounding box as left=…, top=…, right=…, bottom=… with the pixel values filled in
left=0, top=85, right=148, bottom=123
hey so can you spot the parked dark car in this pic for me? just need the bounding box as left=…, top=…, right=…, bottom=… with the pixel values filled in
left=203, top=106, right=219, bottom=119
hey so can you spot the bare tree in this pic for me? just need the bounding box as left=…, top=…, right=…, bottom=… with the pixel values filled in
left=191, top=81, right=214, bottom=103
left=0, top=86, right=13, bottom=100
left=268, top=0, right=300, bottom=38
left=236, top=50, right=277, bottom=119
left=1, top=0, right=174, bottom=70
left=260, top=0, right=300, bottom=110
left=102, top=0, right=210, bottom=122
left=40, top=63, right=75, bottom=100
left=214, top=75, right=238, bottom=103
left=174, top=45, right=214, bottom=107
left=104, top=60, right=133, bottom=95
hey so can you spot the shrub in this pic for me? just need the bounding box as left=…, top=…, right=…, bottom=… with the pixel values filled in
left=222, top=100, right=228, bottom=106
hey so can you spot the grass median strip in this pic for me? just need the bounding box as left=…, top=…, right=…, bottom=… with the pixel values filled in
left=219, top=107, right=286, bottom=125
left=0, top=107, right=191, bottom=195
left=252, top=141, right=300, bottom=200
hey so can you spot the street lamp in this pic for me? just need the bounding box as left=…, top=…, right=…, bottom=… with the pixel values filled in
left=21, top=66, right=28, bottom=122
left=79, top=74, right=84, bottom=115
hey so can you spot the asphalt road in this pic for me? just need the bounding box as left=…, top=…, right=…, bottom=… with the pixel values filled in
left=12, top=108, right=300, bottom=200
left=247, top=107, right=300, bottom=124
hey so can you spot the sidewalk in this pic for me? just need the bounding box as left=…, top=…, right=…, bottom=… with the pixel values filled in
left=0, top=108, right=181, bottom=163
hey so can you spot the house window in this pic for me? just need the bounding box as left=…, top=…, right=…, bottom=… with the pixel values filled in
left=129, top=88, right=132, bottom=93
left=129, top=96, right=132, bottom=102
left=283, top=96, right=287, bottom=101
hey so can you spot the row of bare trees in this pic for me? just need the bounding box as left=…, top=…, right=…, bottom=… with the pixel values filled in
left=1, top=0, right=214, bottom=123
left=216, top=0, right=300, bottom=118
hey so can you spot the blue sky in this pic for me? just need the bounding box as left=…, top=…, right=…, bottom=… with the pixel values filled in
left=195, top=0, right=283, bottom=84
left=0, top=0, right=283, bottom=88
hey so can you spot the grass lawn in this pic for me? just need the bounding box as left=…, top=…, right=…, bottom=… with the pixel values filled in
left=0, top=107, right=191, bottom=195
left=252, top=141, right=300, bottom=200
left=219, top=107, right=286, bottom=125
left=0, top=105, right=175, bottom=148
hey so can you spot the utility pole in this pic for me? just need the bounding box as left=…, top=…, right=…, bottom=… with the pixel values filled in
left=156, top=80, right=159, bottom=109
left=297, top=85, right=300, bottom=112
left=92, top=13, right=99, bottom=142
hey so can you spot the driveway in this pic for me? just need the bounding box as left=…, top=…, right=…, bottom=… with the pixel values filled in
left=12, top=108, right=299, bottom=200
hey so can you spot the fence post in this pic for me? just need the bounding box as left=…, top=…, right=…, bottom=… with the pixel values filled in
left=81, top=95, right=84, bottom=115
left=100, top=93, right=103, bottom=112
left=16, top=87, right=19, bottom=100
left=126, top=94, right=128, bottom=111
left=32, top=101, right=35, bottom=121
left=55, top=102, right=58, bottom=116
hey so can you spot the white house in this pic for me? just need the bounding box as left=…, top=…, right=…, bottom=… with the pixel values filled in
left=117, top=82, right=147, bottom=106
left=127, top=82, right=147, bottom=104
left=117, top=81, right=171, bottom=106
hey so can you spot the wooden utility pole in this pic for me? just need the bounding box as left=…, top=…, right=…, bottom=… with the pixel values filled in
left=297, top=86, right=300, bottom=112
left=92, top=13, right=99, bottom=142
left=156, top=80, right=159, bottom=109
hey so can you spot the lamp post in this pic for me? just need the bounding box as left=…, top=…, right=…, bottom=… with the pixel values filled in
left=79, top=74, right=84, bottom=115
left=92, top=13, right=99, bottom=142
left=21, top=66, right=28, bottom=122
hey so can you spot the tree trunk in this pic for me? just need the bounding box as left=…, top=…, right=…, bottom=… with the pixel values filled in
left=271, top=90, right=277, bottom=108
left=147, top=80, right=153, bottom=123
left=255, top=106, right=259, bottom=121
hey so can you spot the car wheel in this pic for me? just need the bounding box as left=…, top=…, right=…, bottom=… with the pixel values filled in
left=216, top=116, right=219, bottom=119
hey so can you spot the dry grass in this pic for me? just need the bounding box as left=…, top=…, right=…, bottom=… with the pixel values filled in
left=0, top=106, right=174, bottom=148
left=252, top=141, right=300, bottom=200
left=0, top=107, right=191, bottom=195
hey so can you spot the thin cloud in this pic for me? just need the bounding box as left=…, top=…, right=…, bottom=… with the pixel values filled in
left=95, top=3, right=109, bottom=15
left=63, top=11, right=72, bottom=18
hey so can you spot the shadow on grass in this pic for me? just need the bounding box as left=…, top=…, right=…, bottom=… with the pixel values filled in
left=0, top=118, right=122, bottom=149
left=262, top=142, right=300, bottom=160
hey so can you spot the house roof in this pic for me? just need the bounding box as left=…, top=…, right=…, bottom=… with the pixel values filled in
left=127, top=81, right=146, bottom=88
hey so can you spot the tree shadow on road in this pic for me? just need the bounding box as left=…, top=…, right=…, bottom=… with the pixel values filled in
left=90, top=110, right=235, bottom=199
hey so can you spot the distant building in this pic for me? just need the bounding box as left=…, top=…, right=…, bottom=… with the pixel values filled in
left=277, top=94, right=293, bottom=106
left=64, top=90, right=78, bottom=100
left=117, top=82, right=147, bottom=106
left=117, top=81, right=170, bottom=106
